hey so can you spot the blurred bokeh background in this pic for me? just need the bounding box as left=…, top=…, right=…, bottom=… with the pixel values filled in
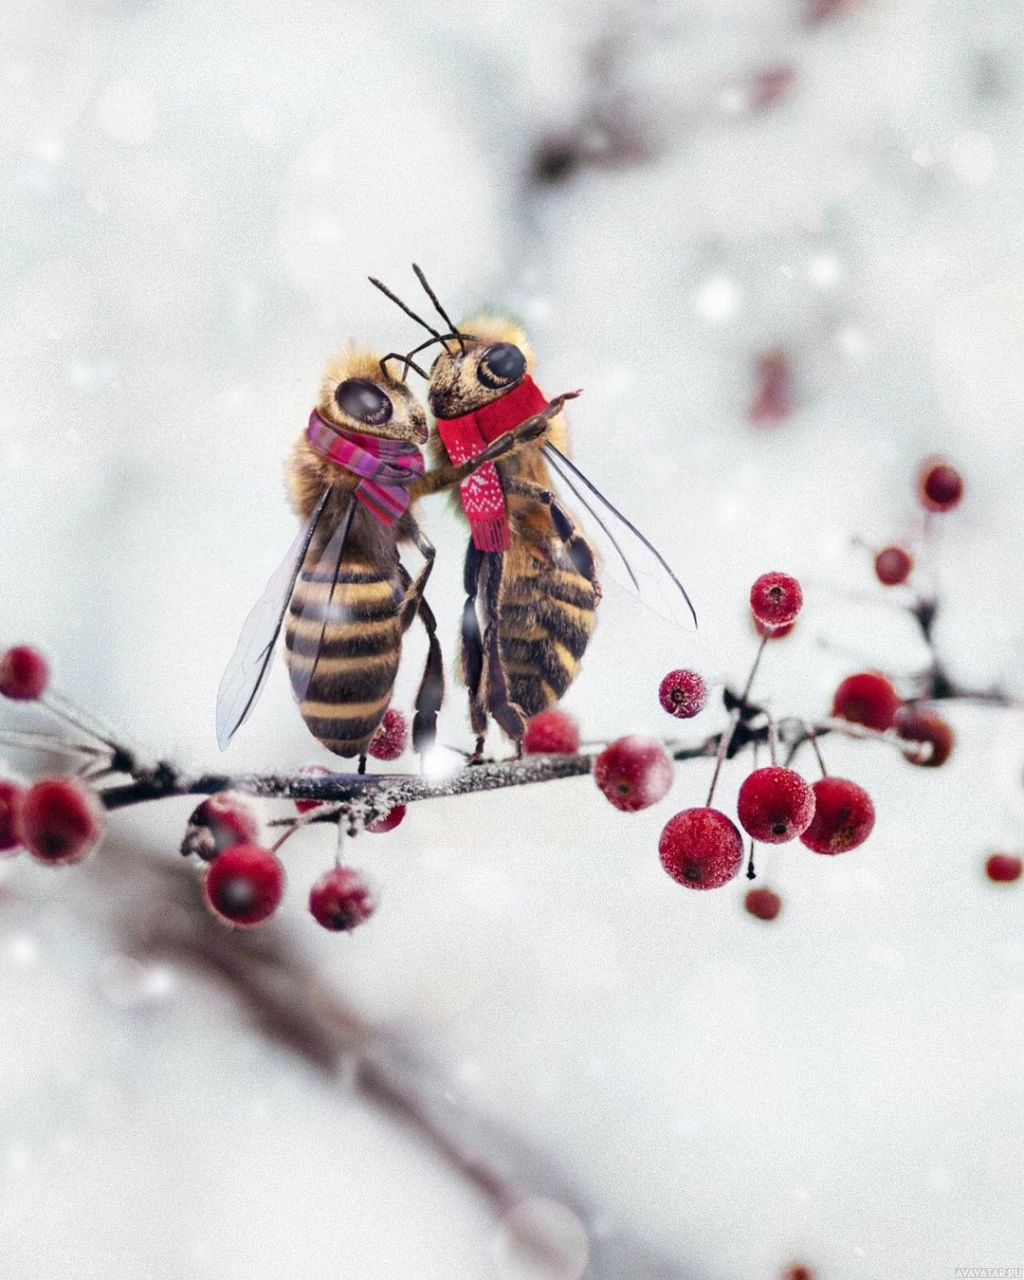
left=2, top=0, right=1024, bottom=1276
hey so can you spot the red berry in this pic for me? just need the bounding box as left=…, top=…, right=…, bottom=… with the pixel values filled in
left=20, top=778, right=106, bottom=866
left=0, top=646, right=50, bottom=701
left=745, top=887, right=782, bottom=920
left=832, top=671, right=901, bottom=731
left=917, top=458, right=964, bottom=513
left=202, top=844, right=285, bottom=927
left=748, top=349, right=793, bottom=425
left=309, top=866, right=375, bottom=931
left=874, top=544, right=913, bottom=586
left=800, top=777, right=874, bottom=855
left=181, top=791, right=259, bottom=861
left=985, top=854, right=1022, bottom=884
left=0, top=781, right=25, bottom=854
left=659, top=808, right=744, bottom=889
left=749, top=572, right=803, bottom=629
left=737, top=767, right=815, bottom=843
left=366, top=804, right=406, bottom=833
left=594, top=737, right=673, bottom=812
left=294, top=764, right=332, bottom=813
left=367, top=708, right=408, bottom=761
left=895, top=705, right=954, bottom=767
left=523, top=709, right=580, bottom=754
left=783, top=1266, right=815, bottom=1280
left=658, top=669, right=707, bottom=720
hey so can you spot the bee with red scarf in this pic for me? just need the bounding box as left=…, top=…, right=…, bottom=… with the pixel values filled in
left=371, top=266, right=697, bottom=759
left=215, top=343, right=565, bottom=765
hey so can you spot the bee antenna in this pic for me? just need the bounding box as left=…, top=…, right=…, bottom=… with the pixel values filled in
left=380, top=353, right=427, bottom=381
left=412, top=264, right=466, bottom=354
left=368, top=276, right=443, bottom=340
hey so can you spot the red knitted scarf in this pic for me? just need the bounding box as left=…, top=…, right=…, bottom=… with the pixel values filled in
left=435, top=375, right=548, bottom=552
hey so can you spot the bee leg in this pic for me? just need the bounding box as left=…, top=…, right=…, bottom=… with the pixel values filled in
left=399, top=518, right=446, bottom=762
left=480, top=551, right=527, bottom=749
left=412, top=597, right=445, bottom=762
left=399, top=517, right=436, bottom=627
left=504, top=478, right=597, bottom=580
left=460, top=543, right=488, bottom=761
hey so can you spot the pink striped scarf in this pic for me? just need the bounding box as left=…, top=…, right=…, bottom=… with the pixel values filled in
left=306, top=409, right=425, bottom=525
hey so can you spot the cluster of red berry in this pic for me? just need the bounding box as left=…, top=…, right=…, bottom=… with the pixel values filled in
left=178, top=708, right=413, bottom=931
left=0, top=647, right=107, bottom=867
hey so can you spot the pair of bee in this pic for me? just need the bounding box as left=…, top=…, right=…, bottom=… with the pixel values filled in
left=216, top=266, right=695, bottom=766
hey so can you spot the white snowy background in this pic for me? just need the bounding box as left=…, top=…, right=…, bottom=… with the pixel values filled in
left=2, top=0, right=1024, bottom=1276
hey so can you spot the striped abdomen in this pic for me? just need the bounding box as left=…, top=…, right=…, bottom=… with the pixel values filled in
left=498, top=537, right=599, bottom=718
left=285, top=556, right=404, bottom=758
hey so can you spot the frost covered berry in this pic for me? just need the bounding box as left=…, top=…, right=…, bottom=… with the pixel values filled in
left=181, top=791, right=259, bottom=861
left=595, top=737, right=673, bottom=812
left=294, top=764, right=332, bottom=813
left=523, top=709, right=580, bottom=754
left=800, top=778, right=875, bottom=855
left=737, top=767, right=816, bottom=843
left=366, top=805, right=406, bottom=833
left=21, top=778, right=106, bottom=866
left=309, top=866, right=375, bottom=931
left=0, top=646, right=50, bottom=701
left=202, top=844, right=285, bottom=927
left=749, top=572, right=803, bottom=630
left=985, top=854, right=1022, bottom=884
left=895, top=705, right=954, bottom=767
left=832, top=671, right=901, bottom=731
left=367, top=708, right=408, bottom=761
left=659, top=808, right=744, bottom=889
left=0, top=781, right=25, bottom=854
left=745, top=887, right=782, bottom=921
left=658, top=669, right=707, bottom=720
left=917, top=458, right=964, bottom=513
left=874, top=544, right=913, bottom=586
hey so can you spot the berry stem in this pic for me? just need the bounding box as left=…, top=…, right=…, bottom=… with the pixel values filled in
left=706, top=708, right=740, bottom=806
left=746, top=840, right=757, bottom=880
left=41, top=693, right=119, bottom=752
left=0, top=729, right=106, bottom=759
left=334, top=821, right=345, bottom=869
left=767, top=715, right=779, bottom=766
left=739, top=634, right=769, bottom=707
left=804, top=724, right=828, bottom=777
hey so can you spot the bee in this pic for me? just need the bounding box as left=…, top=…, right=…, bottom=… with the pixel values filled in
left=370, top=266, right=697, bottom=757
left=216, top=343, right=561, bottom=764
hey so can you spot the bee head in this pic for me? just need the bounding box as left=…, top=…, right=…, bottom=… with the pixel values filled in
left=317, top=347, right=428, bottom=445
left=427, top=328, right=531, bottom=420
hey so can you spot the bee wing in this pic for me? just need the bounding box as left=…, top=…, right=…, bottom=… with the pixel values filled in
left=543, top=444, right=698, bottom=630
left=215, top=488, right=332, bottom=750
left=286, top=498, right=356, bottom=706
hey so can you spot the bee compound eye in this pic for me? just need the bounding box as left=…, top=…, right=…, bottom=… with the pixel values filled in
left=478, top=343, right=526, bottom=388
left=334, top=378, right=393, bottom=425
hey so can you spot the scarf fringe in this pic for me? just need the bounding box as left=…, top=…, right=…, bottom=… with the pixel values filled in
left=472, top=516, right=513, bottom=553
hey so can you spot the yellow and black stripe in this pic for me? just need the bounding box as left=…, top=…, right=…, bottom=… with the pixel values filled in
left=498, top=543, right=598, bottom=718
left=284, top=557, right=404, bottom=757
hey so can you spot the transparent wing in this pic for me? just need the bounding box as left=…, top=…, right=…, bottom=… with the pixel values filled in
left=215, top=488, right=331, bottom=750
left=286, top=499, right=356, bottom=706
left=543, top=444, right=698, bottom=630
